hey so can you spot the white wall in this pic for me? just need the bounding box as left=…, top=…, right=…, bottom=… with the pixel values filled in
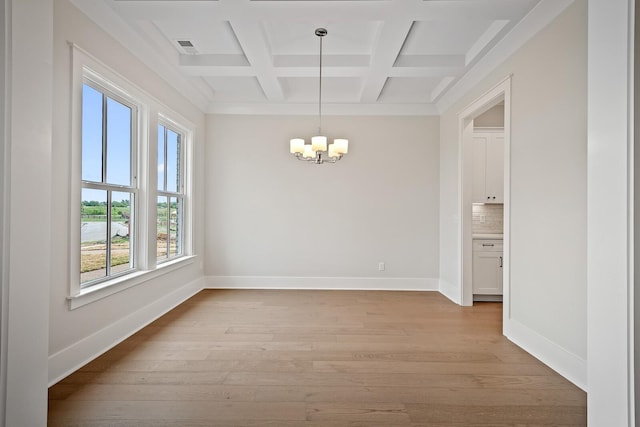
left=588, top=0, right=634, bottom=423
left=440, top=0, right=587, bottom=385
left=48, top=0, right=206, bottom=383
left=3, top=1, right=53, bottom=425
left=206, top=115, right=440, bottom=289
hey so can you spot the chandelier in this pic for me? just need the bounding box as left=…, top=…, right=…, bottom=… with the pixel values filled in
left=289, top=28, right=349, bottom=164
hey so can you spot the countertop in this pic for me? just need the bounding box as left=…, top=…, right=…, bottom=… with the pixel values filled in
left=472, top=233, right=503, bottom=240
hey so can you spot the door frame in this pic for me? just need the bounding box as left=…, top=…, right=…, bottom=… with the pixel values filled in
left=457, top=75, right=511, bottom=325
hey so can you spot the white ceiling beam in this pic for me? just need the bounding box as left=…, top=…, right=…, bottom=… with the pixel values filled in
left=465, top=20, right=509, bottom=65
left=388, top=66, right=465, bottom=78
left=430, top=76, right=456, bottom=103
left=273, top=67, right=368, bottom=78
left=273, top=55, right=370, bottom=68
left=394, top=54, right=466, bottom=68
left=228, top=20, right=285, bottom=102
left=359, top=19, right=414, bottom=103
left=180, top=66, right=256, bottom=77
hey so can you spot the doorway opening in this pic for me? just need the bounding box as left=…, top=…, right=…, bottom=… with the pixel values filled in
left=458, top=76, right=511, bottom=328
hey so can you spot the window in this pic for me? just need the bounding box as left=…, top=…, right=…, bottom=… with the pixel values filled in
left=70, top=45, right=194, bottom=308
left=80, top=82, right=137, bottom=286
left=157, top=123, right=185, bottom=262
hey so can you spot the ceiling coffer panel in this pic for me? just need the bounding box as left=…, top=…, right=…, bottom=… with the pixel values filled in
left=378, top=77, right=443, bottom=103
left=155, top=20, right=245, bottom=55
left=263, top=21, right=380, bottom=56
left=205, top=76, right=268, bottom=103
left=400, top=20, right=495, bottom=56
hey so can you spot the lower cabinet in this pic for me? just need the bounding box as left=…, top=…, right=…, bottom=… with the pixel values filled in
left=472, top=239, right=503, bottom=295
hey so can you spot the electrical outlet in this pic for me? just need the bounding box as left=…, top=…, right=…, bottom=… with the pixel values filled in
left=378, top=262, right=385, bottom=271
left=480, top=215, right=486, bottom=224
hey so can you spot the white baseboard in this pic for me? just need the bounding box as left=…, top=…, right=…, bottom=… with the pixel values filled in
left=438, top=278, right=461, bottom=304
left=504, top=318, right=587, bottom=391
left=206, top=276, right=439, bottom=292
left=48, top=277, right=204, bottom=386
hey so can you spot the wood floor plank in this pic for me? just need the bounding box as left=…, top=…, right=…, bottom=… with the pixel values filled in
left=406, top=403, right=587, bottom=425
left=299, top=385, right=585, bottom=406
left=312, top=360, right=556, bottom=376
left=48, top=290, right=586, bottom=426
left=227, top=326, right=406, bottom=336
left=48, top=400, right=307, bottom=422
left=222, top=371, right=572, bottom=389
left=306, top=402, right=410, bottom=423
left=49, top=384, right=257, bottom=402
left=56, top=370, right=231, bottom=386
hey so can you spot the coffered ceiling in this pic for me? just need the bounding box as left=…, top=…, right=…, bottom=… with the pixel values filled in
left=69, top=0, right=571, bottom=115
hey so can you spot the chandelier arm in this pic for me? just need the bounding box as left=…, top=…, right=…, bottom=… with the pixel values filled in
left=294, top=153, right=314, bottom=162
left=292, top=152, right=343, bottom=164
left=325, top=156, right=343, bottom=163
left=314, top=152, right=342, bottom=164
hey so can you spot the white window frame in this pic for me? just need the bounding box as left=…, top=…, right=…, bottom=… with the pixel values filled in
left=68, top=44, right=195, bottom=310
left=156, top=114, right=193, bottom=263
left=80, top=79, right=139, bottom=286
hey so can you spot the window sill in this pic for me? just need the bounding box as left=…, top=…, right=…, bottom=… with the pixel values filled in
left=68, top=255, right=197, bottom=310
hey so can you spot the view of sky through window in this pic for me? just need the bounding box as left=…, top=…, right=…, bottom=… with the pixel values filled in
left=81, top=83, right=132, bottom=201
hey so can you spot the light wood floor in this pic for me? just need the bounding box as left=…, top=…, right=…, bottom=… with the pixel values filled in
left=48, top=289, right=586, bottom=426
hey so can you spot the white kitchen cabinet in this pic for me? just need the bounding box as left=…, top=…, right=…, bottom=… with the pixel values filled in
left=472, top=239, right=503, bottom=295
left=472, top=130, right=504, bottom=203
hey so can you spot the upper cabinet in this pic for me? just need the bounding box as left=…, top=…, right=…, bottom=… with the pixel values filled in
left=472, top=130, right=504, bottom=204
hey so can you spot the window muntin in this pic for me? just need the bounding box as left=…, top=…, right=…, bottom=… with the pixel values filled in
left=80, top=81, right=137, bottom=286
left=157, top=123, right=184, bottom=262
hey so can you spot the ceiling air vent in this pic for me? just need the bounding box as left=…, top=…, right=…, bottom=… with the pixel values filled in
left=175, top=40, right=198, bottom=55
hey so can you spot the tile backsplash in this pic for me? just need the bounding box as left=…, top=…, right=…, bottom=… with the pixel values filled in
left=472, top=203, right=504, bottom=234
